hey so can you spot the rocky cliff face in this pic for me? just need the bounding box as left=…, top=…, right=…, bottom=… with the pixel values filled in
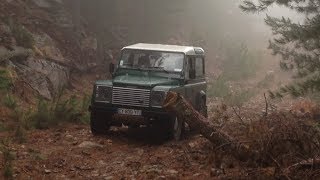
left=0, top=0, right=97, bottom=100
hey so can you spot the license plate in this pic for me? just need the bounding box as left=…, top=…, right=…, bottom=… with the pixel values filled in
left=117, top=108, right=142, bottom=116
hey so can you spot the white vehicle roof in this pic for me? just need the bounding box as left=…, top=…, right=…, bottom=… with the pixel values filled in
left=122, top=43, right=205, bottom=56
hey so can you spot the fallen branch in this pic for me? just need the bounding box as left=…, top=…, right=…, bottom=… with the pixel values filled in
left=163, top=91, right=259, bottom=162
left=284, top=158, right=320, bottom=174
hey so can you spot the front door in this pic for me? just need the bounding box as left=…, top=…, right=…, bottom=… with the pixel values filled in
left=185, top=56, right=206, bottom=108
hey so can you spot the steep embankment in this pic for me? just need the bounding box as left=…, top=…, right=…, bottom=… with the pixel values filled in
left=0, top=0, right=98, bottom=102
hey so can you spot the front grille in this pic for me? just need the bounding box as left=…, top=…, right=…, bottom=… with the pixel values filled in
left=112, top=87, right=150, bottom=107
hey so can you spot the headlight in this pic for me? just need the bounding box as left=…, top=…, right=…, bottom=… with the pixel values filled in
left=151, top=91, right=167, bottom=107
left=95, top=85, right=112, bottom=103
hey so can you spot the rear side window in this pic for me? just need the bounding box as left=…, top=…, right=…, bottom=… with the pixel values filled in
left=195, top=57, right=204, bottom=77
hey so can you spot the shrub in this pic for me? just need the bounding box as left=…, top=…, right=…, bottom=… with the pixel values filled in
left=224, top=90, right=255, bottom=107
left=0, top=70, right=12, bottom=90
left=257, top=72, right=275, bottom=88
left=208, top=76, right=256, bottom=106
left=219, top=42, right=260, bottom=81
left=3, top=94, right=17, bottom=109
left=0, top=140, right=14, bottom=179
left=0, top=122, right=6, bottom=132
left=30, top=92, right=91, bottom=129
left=208, top=76, right=230, bottom=98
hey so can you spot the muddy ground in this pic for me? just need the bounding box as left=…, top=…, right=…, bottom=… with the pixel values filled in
left=1, top=122, right=278, bottom=180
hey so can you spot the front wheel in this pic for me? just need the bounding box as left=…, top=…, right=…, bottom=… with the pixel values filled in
left=90, top=111, right=111, bottom=135
left=170, top=117, right=185, bottom=141
left=155, top=117, right=184, bottom=141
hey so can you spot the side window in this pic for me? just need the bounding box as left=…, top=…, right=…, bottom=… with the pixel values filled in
left=195, top=57, right=204, bottom=77
left=188, top=57, right=196, bottom=79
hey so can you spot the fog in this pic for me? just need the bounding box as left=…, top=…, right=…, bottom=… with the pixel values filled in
left=77, top=0, right=305, bottom=72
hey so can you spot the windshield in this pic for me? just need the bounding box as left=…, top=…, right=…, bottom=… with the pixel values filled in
left=118, top=50, right=184, bottom=73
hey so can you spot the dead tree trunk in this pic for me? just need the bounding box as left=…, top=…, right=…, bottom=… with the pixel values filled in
left=163, top=91, right=258, bottom=162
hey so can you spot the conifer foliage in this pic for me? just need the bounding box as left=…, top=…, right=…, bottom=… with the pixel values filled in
left=241, top=0, right=320, bottom=97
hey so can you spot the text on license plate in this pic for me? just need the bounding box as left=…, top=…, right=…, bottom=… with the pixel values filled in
left=117, top=108, right=142, bottom=116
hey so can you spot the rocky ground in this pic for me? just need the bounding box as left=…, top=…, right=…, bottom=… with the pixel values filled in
left=0, top=124, right=229, bottom=180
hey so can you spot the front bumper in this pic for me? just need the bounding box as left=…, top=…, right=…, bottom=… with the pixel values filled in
left=89, top=102, right=170, bottom=119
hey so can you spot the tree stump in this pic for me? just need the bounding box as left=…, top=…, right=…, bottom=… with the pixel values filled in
left=163, top=91, right=258, bottom=162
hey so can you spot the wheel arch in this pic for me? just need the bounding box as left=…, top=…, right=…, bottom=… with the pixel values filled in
left=197, top=90, right=207, bottom=108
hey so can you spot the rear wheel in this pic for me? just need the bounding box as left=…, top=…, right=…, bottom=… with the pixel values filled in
left=199, top=98, right=208, bottom=118
left=90, top=111, right=111, bottom=135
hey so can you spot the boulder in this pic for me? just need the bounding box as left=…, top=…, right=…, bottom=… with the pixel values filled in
left=13, top=56, right=69, bottom=99
left=78, top=141, right=104, bottom=149
left=33, top=33, right=65, bottom=63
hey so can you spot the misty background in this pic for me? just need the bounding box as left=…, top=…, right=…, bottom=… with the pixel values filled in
left=74, top=0, right=300, bottom=69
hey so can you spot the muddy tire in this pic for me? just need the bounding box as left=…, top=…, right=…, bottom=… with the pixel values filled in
left=154, top=117, right=184, bottom=141
left=90, top=111, right=111, bottom=135
left=199, top=98, right=208, bottom=118
left=171, top=117, right=185, bottom=141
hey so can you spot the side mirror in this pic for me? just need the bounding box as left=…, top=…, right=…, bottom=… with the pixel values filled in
left=109, top=63, right=115, bottom=74
left=189, top=69, right=196, bottom=79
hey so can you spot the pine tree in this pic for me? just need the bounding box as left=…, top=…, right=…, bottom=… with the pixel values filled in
left=240, top=0, right=320, bottom=98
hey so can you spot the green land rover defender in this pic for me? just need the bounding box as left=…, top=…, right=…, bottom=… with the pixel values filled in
left=89, top=43, right=207, bottom=140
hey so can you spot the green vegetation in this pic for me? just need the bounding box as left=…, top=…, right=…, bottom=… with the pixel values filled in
left=208, top=43, right=260, bottom=106
left=257, top=73, right=275, bottom=88
left=3, top=94, right=17, bottom=109
left=0, top=70, right=12, bottom=90
left=241, top=0, right=320, bottom=98
left=1, top=86, right=91, bottom=143
left=207, top=77, right=230, bottom=98
left=0, top=140, right=14, bottom=179
left=220, top=43, right=260, bottom=81
left=28, top=148, right=47, bottom=161
left=225, top=90, right=255, bottom=107
left=31, top=92, right=91, bottom=129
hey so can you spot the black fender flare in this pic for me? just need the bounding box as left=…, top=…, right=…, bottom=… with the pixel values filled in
left=196, top=90, right=207, bottom=109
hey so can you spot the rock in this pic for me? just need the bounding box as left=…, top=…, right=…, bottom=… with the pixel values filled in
left=144, top=165, right=163, bottom=174
left=91, top=170, right=99, bottom=177
left=210, top=168, right=224, bottom=177
left=98, top=160, right=106, bottom=166
left=136, top=148, right=144, bottom=156
left=0, top=46, right=33, bottom=63
left=65, top=134, right=74, bottom=142
left=72, top=141, right=78, bottom=146
left=193, top=173, right=201, bottom=177
left=104, top=176, right=114, bottom=180
left=78, top=141, right=104, bottom=149
left=81, top=150, right=91, bottom=156
left=167, top=169, right=178, bottom=175
left=33, top=33, right=65, bottom=62
left=156, top=176, right=166, bottom=180
left=44, top=169, right=52, bottom=174
left=107, top=139, right=112, bottom=145
left=65, top=134, right=73, bottom=138
left=188, top=142, right=196, bottom=148
left=14, top=56, right=69, bottom=99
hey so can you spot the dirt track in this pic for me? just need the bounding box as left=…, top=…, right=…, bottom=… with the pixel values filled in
left=1, top=124, right=222, bottom=180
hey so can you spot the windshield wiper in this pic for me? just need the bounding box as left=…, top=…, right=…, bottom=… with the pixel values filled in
left=149, top=66, right=169, bottom=73
left=121, top=66, right=144, bottom=71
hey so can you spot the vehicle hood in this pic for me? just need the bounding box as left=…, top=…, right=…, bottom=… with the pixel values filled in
left=113, top=75, right=180, bottom=87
